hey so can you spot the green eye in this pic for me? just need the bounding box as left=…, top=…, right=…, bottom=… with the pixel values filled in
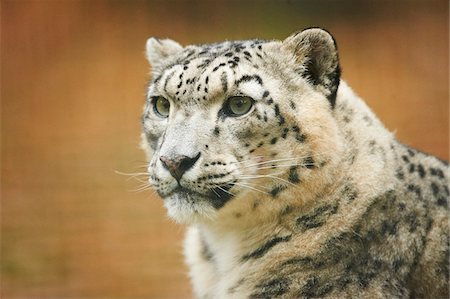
left=153, top=96, right=170, bottom=118
left=225, top=96, right=254, bottom=117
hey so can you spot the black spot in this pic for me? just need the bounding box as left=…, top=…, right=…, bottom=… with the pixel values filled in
left=299, top=276, right=319, bottom=298
left=262, top=90, right=270, bottom=98
left=242, top=235, right=292, bottom=261
left=392, top=259, right=404, bottom=272
left=220, top=72, right=228, bottom=93
left=200, top=236, right=213, bottom=262
left=408, top=149, right=416, bottom=157
left=296, top=133, right=307, bottom=143
left=381, top=220, right=398, bottom=235
left=407, top=184, right=422, bottom=198
left=402, top=155, right=410, bottom=163
left=288, top=166, right=300, bottom=183
left=289, top=101, right=296, bottom=109
left=409, top=164, right=416, bottom=173
left=257, top=142, right=264, bottom=148
left=296, top=204, right=338, bottom=232
left=342, top=184, right=358, bottom=202
left=430, top=167, right=445, bottom=179
left=281, top=128, right=289, bottom=139
left=396, top=167, right=405, bottom=180
left=417, top=164, right=426, bottom=178
left=274, top=104, right=281, bottom=116
left=270, top=137, right=278, bottom=144
left=431, top=182, right=439, bottom=197
left=212, top=63, right=226, bottom=72
left=213, top=126, right=220, bottom=136
left=292, top=126, right=300, bottom=132
left=250, top=278, right=291, bottom=298
left=406, top=213, right=418, bottom=232
left=205, top=76, right=209, bottom=84
left=270, top=185, right=286, bottom=197
left=303, top=156, right=315, bottom=169
left=437, top=197, right=448, bottom=208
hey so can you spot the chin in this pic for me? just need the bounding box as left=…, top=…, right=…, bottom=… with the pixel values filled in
left=163, top=192, right=219, bottom=224
left=160, top=185, right=235, bottom=224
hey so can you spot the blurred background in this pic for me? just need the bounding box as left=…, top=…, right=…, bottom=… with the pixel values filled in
left=1, top=0, right=448, bottom=298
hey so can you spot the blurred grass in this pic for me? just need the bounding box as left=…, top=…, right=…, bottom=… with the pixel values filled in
left=1, top=0, right=448, bottom=298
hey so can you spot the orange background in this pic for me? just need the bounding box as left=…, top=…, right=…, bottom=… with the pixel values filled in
left=1, top=1, right=448, bottom=298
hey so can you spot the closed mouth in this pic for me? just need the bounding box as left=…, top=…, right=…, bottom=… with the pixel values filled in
left=168, top=183, right=235, bottom=209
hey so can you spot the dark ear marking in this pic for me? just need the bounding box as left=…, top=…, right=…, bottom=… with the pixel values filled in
left=283, top=28, right=341, bottom=108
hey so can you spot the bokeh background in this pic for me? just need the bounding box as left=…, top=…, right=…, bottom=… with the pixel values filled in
left=1, top=0, right=448, bottom=298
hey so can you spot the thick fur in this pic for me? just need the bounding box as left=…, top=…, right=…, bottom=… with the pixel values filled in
left=141, top=29, right=449, bottom=298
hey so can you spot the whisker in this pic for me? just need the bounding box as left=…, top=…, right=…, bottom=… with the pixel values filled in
left=214, top=185, right=235, bottom=196
left=234, top=182, right=268, bottom=195
left=230, top=156, right=265, bottom=165
left=255, top=163, right=313, bottom=170
left=239, top=171, right=285, bottom=179
left=115, top=170, right=149, bottom=182
left=240, top=157, right=302, bottom=168
left=240, top=171, right=299, bottom=189
left=131, top=184, right=154, bottom=193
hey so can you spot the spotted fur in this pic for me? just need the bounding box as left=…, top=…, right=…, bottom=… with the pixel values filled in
left=141, top=28, right=449, bottom=298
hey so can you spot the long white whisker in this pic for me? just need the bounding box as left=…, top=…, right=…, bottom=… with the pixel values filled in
left=131, top=184, right=154, bottom=193
left=255, top=163, right=312, bottom=170
left=239, top=171, right=285, bottom=179
left=240, top=157, right=301, bottom=168
left=213, top=185, right=235, bottom=196
left=231, top=156, right=265, bottom=165
left=234, top=182, right=268, bottom=194
left=115, top=170, right=149, bottom=183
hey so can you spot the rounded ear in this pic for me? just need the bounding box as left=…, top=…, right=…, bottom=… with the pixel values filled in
left=146, top=37, right=183, bottom=73
left=282, top=28, right=341, bottom=108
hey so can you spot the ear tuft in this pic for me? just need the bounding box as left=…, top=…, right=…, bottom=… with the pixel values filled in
left=146, top=37, right=183, bottom=72
left=283, top=28, right=341, bottom=108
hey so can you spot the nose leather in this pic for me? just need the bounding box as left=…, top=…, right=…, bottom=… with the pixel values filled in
left=160, top=153, right=201, bottom=181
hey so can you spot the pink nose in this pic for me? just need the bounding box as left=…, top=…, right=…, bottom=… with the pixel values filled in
left=160, top=153, right=200, bottom=181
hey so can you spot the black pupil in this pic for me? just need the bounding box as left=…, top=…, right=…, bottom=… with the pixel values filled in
left=162, top=100, right=169, bottom=110
left=235, top=99, right=245, bottom=108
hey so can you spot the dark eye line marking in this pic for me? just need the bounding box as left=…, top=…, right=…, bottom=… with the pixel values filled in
left=235, top=74, right=263, bottom=86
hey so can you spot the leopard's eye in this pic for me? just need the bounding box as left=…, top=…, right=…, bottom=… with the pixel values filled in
left=224, top=96, right=254, bottom=117
left=153, top=96, right=170, bottom=118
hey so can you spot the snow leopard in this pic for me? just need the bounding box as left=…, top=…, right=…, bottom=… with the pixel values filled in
left=140, top=28, right=449, bottom=298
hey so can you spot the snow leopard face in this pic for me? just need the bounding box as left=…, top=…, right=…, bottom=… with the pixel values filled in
left=141, top=29, right=342, bottom=223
